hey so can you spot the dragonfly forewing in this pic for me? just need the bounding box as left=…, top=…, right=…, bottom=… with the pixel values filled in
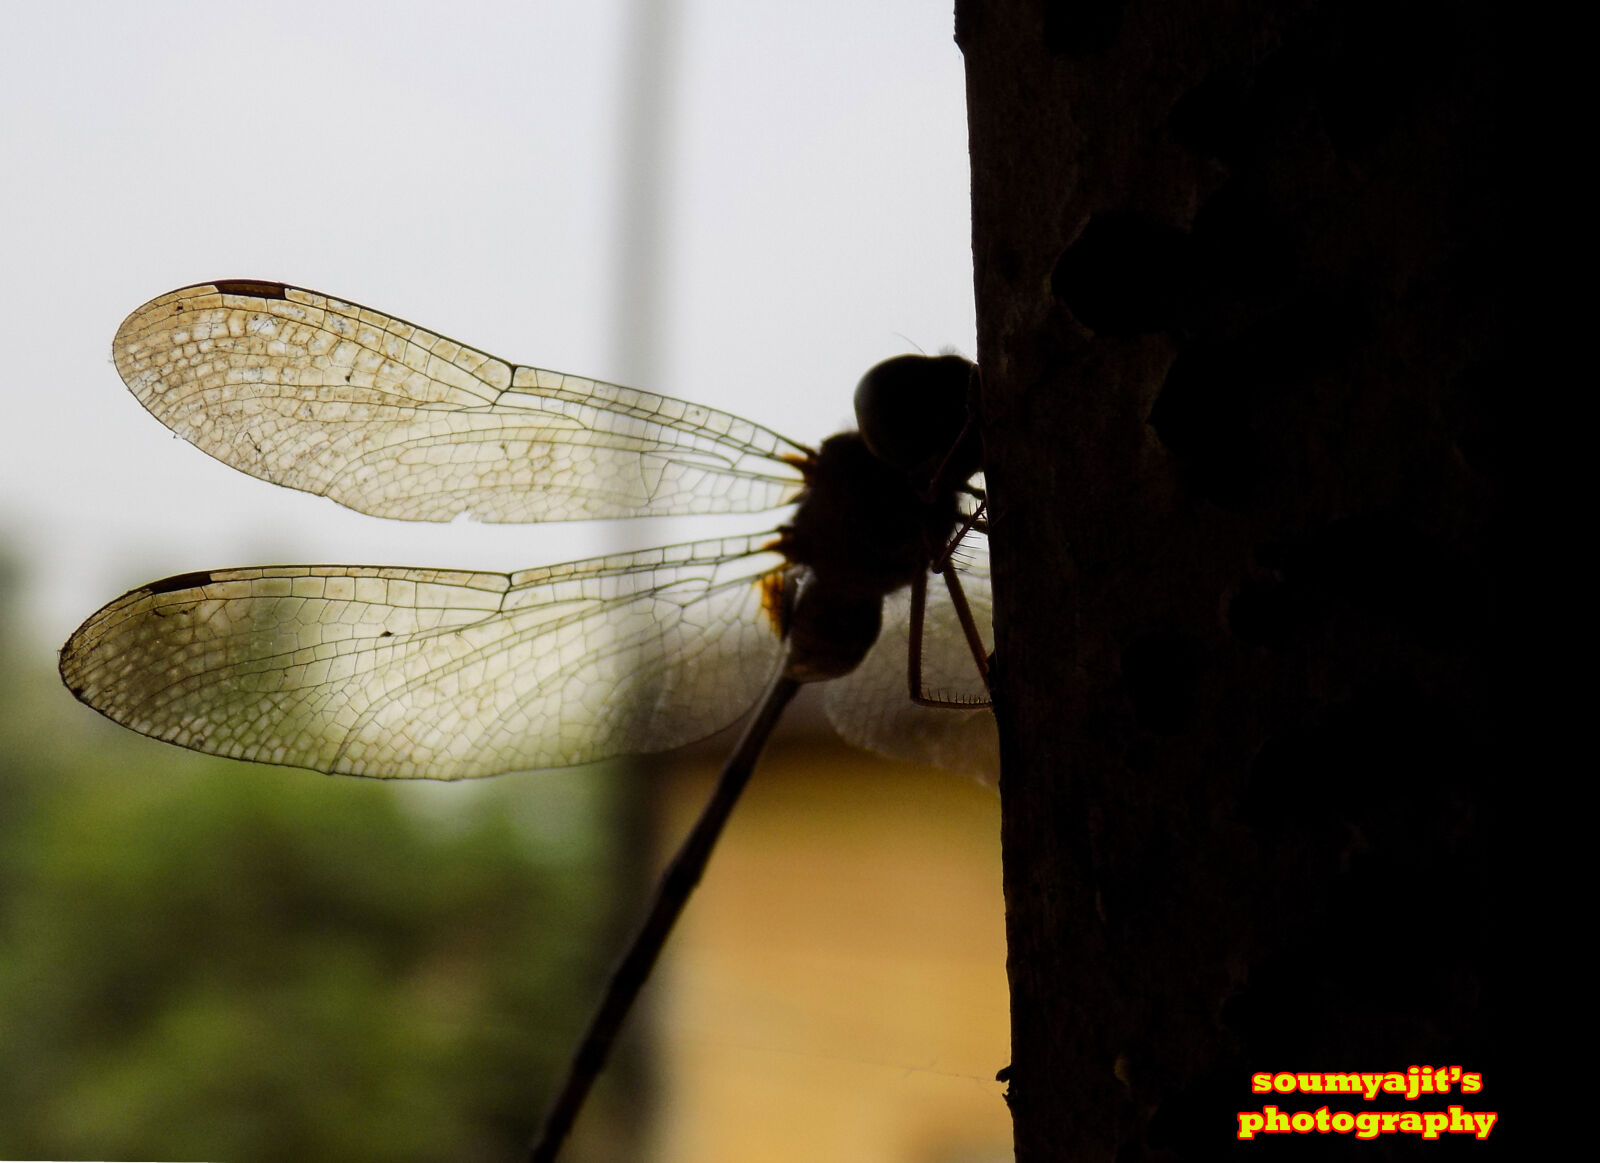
left=113, top=282, right=810, bottom=524
left=60, top=536, right=790, bottom=779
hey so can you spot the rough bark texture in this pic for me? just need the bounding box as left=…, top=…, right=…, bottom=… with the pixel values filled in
left=959, top=1, right=1504, bottom=1158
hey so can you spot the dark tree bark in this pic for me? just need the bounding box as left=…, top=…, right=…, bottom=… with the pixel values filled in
left=959, top=1, right=1505, bottom=1158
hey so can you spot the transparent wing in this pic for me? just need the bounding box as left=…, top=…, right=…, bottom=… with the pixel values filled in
left=822, top=535, right=998, bottom=784
left=60, top=536, right=789, bottom=780
left=113, top=282, right=810, bottom=523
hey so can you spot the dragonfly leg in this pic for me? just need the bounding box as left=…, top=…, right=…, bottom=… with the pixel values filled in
left=908, top=568, right=931, bottom=705
left=908, top=564, right=994, bottom=709
left=934, top=496, right=988, bottom=572
left=939, top=564, right=993, bottom=699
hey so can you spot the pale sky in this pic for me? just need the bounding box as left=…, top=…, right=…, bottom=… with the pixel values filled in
left=0, top=0, right=975, bottom=652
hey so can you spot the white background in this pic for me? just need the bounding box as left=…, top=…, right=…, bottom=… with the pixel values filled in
left=0, top=0, right=975, bottom=649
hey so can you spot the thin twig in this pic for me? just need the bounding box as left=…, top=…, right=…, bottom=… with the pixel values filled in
left=527, top=671, right=803, bottom=1163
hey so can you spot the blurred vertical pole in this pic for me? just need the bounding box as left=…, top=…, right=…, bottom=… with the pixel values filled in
left=599, top=0, right=683, bottom=1157
left=612, top=0, right=682, bottom=389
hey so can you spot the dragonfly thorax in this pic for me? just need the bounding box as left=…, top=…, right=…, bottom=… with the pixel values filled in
left=778, top=428, right=969, bottom=683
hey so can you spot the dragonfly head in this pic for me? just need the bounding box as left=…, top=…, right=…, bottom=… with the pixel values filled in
left=853, top=354, right=980, bottom=489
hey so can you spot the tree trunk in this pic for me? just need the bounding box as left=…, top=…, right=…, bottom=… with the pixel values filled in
left=959, top=1, right=1505, bottom=1157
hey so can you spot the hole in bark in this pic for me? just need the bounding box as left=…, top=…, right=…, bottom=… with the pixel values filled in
left=1052, top=212, right=1191, bottom=337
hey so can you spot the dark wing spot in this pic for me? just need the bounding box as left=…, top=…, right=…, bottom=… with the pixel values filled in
left=212, top=280, right=290, bottom=300
left=145, top=570, right=220, bottom=596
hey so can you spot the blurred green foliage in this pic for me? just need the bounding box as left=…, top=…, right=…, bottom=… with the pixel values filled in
left=0, top=561, right=632, bottom=1162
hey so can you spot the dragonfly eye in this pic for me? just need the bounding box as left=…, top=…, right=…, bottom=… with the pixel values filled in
left=853, top=353, right=977, bottom=483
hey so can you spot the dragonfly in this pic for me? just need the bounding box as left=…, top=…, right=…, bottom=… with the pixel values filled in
left=58, top=280, right=997, bottom=1160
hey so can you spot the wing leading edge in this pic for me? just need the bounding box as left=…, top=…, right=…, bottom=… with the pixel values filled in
left=114, top=282, right=810, bottom=524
